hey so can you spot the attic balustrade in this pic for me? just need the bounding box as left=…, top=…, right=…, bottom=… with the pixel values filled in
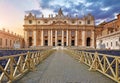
left=65, top=49, right=120, bottom=83
left=0, top=49, right=55, bottom=83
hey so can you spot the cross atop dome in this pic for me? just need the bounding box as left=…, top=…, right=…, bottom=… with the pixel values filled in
left=58, top=8, right=64, bottom=16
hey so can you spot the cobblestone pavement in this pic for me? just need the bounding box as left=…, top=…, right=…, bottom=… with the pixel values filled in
left=16, top=50, right=116, bottom=83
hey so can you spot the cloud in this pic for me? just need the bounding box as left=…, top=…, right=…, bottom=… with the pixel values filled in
left=39, top=0, right=54, bottom=9
left=100, top=7, right=111, bottom=11
left=25, top=9, right=42, bottom=16
left=25, top=0, right=120, bottom=24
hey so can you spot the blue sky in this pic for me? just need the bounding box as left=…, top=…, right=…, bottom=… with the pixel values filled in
left=0, top=0, right=120, bottom=35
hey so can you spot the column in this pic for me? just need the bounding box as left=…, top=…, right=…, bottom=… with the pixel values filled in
left=69, top=31, right=71, bottom=46
left=55, top=30, right=57, bottom=46
left=41, top=29, right=43, bottom=46
left=62, top=30, right=64, bottom=46
left=82, top=30, right=85, bottom=46
left=75, top=30, right=78, bottom=46
left=48, top=30, right=51, bottom=46
left=24, top=31, right=28, bottom=47
left=66, top=30, right=68, bottom=46
left=91, top=30, right=95, bottom=48
left=51, top=30, right=53, bottom=46
left=33, top=30, right=36, bottom=46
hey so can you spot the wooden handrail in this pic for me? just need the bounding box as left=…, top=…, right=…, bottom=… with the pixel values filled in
left=0, top=49, right=55, bottom=82
left=65, top=49, right=120, bottom=83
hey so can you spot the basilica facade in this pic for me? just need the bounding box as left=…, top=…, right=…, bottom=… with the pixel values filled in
left=23, top=8, right=95, bottom=47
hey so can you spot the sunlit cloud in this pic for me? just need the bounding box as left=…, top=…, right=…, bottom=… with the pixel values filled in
left=101, top=7, right=111, bottom=11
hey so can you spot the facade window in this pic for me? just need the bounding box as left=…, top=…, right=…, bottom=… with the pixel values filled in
left=10, top=40, right=11, bottom=46
left=38, top=21, right=40, bottom=24
left=71, top=30, right=75, bottom=36
left=29, top=20, right=32, bottom=24
left=72, top=20, right=75, bottom=24
left=64, top=31, right=66, bottom=36
left=87, top=20, right=90, bottom=24
left=79, top=21, right=81, bottom=24
left=117, top=25, right=119, bottom=28
left=107, top=42, right=108, bottom=46
left=29, top=31, right=33, bottom=36
left=111, top=42, right=112, bottom=46
left=45, top=21, right=48, bottom=23
left=13, top=41, right=14, bottom=45
left=64, top=21, right=66, bottom=23
left=6, top=39, right=7, bottom=46
left=87, top=31, right=91, bottom=36
left=44, top=20, right=48, bottom=23
left=44, top=30, right=48, bottom=36
left=53, top=31, right=55, bottom=36
left=0, top=38, right=2, bottom=46
left=116, top=41, right=118, bottom=46
left=57, top=30, right=62, bottom=36
left=110, top=30, right=113, bottom=33
left=53, top=21, right=55, bottom=23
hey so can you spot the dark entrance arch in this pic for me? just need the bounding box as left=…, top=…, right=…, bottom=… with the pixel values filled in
left=29, top=37, right=32, bottom=46
left=44, top=40, right=48, bottom=46
left=86, top=37, right=91, bottom=46
left=58, top=40, right=61, bottom=46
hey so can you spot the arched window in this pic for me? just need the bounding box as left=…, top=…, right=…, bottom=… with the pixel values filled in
left=29, top=20, right=32, bottom=24
left=53, top=21, right=55, bottom=23
left=71, top=20, right=75, bottom=24
left=38, top=21, right=40, bottom=24
left=79, top=21, right=81, bottom=24
left=64, top=21, right=66, bottom=23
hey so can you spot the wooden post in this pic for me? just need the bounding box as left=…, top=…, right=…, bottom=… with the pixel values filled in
left=26, top=51, right=31, bottom=70
left=115, top=57, right=119, bottom=80
left=80, top=51, right=85, bottom=63
left=103, top=55, right=106, bottom=73
left=89, top=52, right=98, bottom=71
left=9, top=57, right=14, bottom=81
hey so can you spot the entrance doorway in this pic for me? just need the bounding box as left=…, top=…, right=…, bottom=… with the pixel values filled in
left=71, top=40, right=75, bottom=46
left=64, top=42, right=66, bottom=46
left=53, top=42, right=55, bottom=46
left=58, top=40, right=61, bottom=46
left=44, top=40, right=48, bottom=46
left=86, top=37, right=90, bottom=46
left=29, top=37, right=32, bottom=46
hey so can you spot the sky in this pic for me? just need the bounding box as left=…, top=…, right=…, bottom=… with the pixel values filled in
left=0, top=0, right=120, bottom=36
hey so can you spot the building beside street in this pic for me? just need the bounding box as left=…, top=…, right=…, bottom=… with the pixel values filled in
left=96, top=14, right=120, bottom=49
left=23, top=8, right=95, bottom=48
left=0, top=28, right=24, bottom=49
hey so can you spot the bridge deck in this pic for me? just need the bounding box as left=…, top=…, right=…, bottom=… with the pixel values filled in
left=16, top=50, right=115, bottom=83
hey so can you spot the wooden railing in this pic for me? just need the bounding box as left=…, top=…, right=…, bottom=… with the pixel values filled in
left=65, top=49, right=120, bottom=83
left=0, top=49, right=55, bottom=83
